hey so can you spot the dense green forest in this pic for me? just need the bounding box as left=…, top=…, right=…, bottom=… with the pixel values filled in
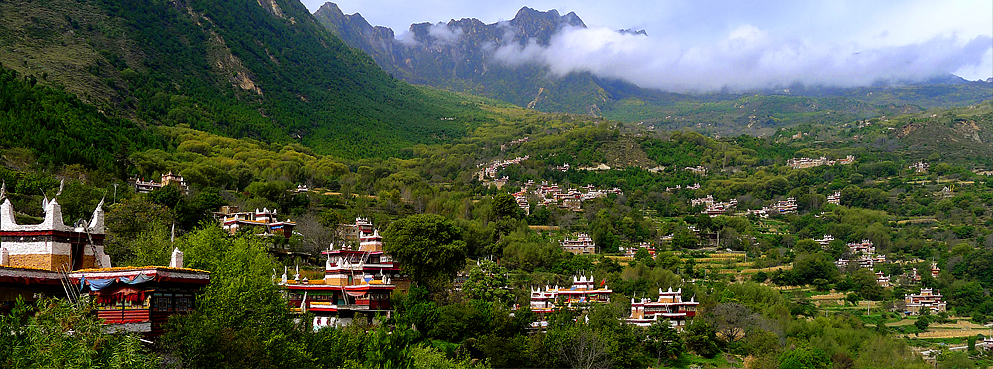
left=0, top=0, right=492, bottom=158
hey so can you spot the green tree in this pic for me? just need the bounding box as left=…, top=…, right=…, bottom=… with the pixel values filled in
left=792, top=252, right=839, bottom=284
left=105, top=196, right=175, bottom=265
left=938, top=351, right=974, bottom=369
left=846, top=292, right=860, bottom=306
left=0, top=298, right=159, bottom=368
left=463, top=259, right=514, bottom=306
left=795, top=239, right=821, bottom=254
left=846, top=268, right=885, bottom=301
left=683, top=320, right=719, bottom=358
left=672, top=227, right=700, bottom=249
left=915, top=314, right=930, bottom=332
left=408, top=344, right=489, bottom=369
left=163, top=226, right=310, bottom=368
left=633, top=248, right=656, bottom=268
left=646, top=321, right=683, bottom=366
left=384, top=214, right=468, bottom=289
left=779, top=346, right=831, bottom=369
left=752, top=271, right=768, bottom=283
left=491, top=193, right=520, bottom=219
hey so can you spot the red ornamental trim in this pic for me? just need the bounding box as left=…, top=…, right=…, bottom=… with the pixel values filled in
left=0, top=230, right=106, bottom=239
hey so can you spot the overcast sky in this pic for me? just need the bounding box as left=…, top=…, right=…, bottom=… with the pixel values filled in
left=301, top=0, right=993, bottom=91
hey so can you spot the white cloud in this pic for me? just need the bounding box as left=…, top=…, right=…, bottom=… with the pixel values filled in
left=492, top=25, right=993, bottom=92
left=397, top=23, right=465, bottom=47
left=309, top=0, right=993, bottom=84
left=427, top=23, right=464, bottom=44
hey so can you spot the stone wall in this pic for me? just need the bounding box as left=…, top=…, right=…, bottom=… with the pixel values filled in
left=8, top=254, right=71, bottom=271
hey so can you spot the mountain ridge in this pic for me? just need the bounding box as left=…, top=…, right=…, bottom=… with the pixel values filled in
left=314, top=2, right=992, bottom=133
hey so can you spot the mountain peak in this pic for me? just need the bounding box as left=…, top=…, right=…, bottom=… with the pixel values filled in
left=513, top=7, right=556, bottom=20
left=618, top=28, right=648, bottom=36
left=561, top=11, right=585, bottom=28
left=511, top=7, right=586, bottom=28
left=316, top=2, right=342, bottom=15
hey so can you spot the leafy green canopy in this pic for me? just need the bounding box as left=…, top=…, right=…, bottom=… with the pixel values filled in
left=384, top=214, right=468, bottom=287
left=0, top=298, right=159, bottom=368
left=164, top=226, right=310, bottom=368
left=0, top=64, right=165, bottom=173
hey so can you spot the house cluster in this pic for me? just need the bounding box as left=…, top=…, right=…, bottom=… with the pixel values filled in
left=835, top=239, right=887, bottom=271
left=131, top=172, right=189, bottom=195
left=786, top=155, right=854, bottom=169
left=904, top=287, right=946, bottom=315
left=512, top=181, right=623, bottom=213
left=664, top=183, right=701, bottom=192
left=560, top=233, right=596, bottom=255
left=814, top=234, right=835, bottom=248
left=0, top=188, right=209, bottom=338
left=500, top=137, right=529, bottom=151
left=767, top=197, right=798, bottom=214
left=692, top=195, right=738, bottom=216
left=827, top=191, right=842, bottom=205
left=525, top=276, right=699, bottom=330
left=528, top=275, right=611, bottom=314
left=477, top=156, right=530, bottom=181
left=213, top=206, right=296, bottom=240
left=909, top=161, right=929, bottom=173
left=684, top=166, right=708, bottom=175
left=622, top=242, right=656, bottom=258
left=747, top=197, right=798, bottom=218
left=282, top=218, right=400, bottom=329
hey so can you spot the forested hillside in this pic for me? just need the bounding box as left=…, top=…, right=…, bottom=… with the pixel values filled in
left=0, top=0, right=484, bottom=158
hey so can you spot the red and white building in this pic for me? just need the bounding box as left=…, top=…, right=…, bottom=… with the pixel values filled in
left=528, top=275, right=612, bottom=315
left=132, top=172, right=189, bottom=195
left=73, top=265, right=209, bottom=338
left=215, top=206, right=296, bottom=240
left=1, top=189, right=209, bottom=337
left=337, top=217, right=375, bottom=242
left=978, top=336, right=993, bottom=351
left=624, top=242, right=657, bottom=258
left=284, top=225, right=400, bottom=329
left=2, top=194, right=111, bottom=271
left=875, top=271, right=891, bottom=287
left=561, top=233, right=596, bottom=255
left=827, top=191, right=842, bottom=205
left=626, top=287, right=699, bottom=328
left=905, top=287, right=946, bottom=315
left=767, top=198, right=797, bottom=214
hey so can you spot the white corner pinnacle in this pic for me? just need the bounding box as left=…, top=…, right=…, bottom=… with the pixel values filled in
left=170, top=247, right=184, bottom=268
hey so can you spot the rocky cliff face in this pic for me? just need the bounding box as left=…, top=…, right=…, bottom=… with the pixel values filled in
left=314, top=3, right=611, bottom=115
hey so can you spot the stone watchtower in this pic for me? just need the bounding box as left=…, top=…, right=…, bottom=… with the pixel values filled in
left=0, top=192, right=111, bottom=271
